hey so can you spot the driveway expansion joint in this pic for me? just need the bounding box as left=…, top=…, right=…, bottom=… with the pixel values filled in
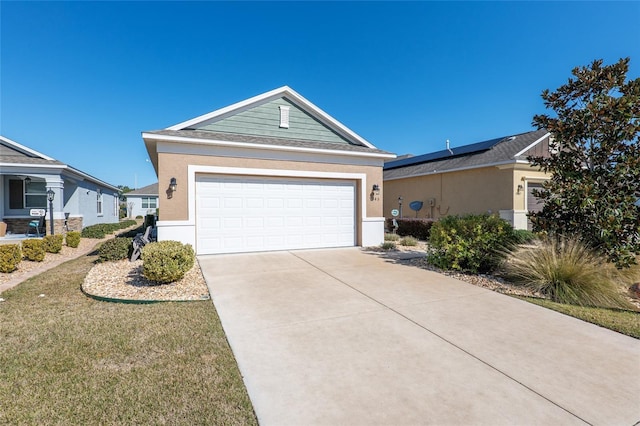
left=289, top=250, right=593, bottom=425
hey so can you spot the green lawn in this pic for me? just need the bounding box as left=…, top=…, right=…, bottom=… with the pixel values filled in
left=516, top=296, right=640, bottom=339
left=0, top=250, right=257, bottom=425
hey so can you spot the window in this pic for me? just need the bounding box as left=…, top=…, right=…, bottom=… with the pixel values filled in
left=97, top=190, right=103, bottom=215
left=8, top=179, right=46, bottom=209
left=142, top=197, right=157, bottom=209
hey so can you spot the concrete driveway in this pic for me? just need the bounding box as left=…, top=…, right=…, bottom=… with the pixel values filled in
left=199, top=248, right=640, bottom=426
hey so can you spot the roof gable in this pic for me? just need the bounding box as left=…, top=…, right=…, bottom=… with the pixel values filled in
left=188, top=97, right=353, bottom=145
left=127, top=183, right=159, bottom=196
left=166, top=86, right=375, bottom=149
left=0, top=135, right=55, bottom=161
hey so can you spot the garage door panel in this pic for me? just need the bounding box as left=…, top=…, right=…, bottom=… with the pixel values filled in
left=196, top=176, right=355, bottom=254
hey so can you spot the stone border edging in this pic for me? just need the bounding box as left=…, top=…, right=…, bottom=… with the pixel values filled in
left=80, top=285, right=211, bottom=304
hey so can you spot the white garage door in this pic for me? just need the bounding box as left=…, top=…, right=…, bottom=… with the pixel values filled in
left=196, top=176, right=356, bottom=254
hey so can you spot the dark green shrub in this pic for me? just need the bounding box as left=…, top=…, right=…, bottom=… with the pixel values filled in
left=43, top=235, right=64, bottom=253
left=81, top=220, right=138, bottom=238
left=513, top=229, right=537, bottom=245
left=66, top=231, right=81, bottom=248
left=136, top=215, right=144, bottom=219
left=22, top=239, right=45, bottom=262
left=98, top=237, right=133, bottom=262
left=142, top=241, right=195, bottom=284
left=428, top=214, right=518, bottom=274
left=386, top=218, right=434, bottom=241
left=0, top=244, right=22, bottom=273
left=117, top=225, right=145, bottom=238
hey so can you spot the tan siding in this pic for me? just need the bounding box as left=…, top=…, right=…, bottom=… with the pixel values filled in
left=158, top=152, right=383, bottom=226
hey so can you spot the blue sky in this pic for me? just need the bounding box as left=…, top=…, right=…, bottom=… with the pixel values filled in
left=1, top=1, right=638, bottom=189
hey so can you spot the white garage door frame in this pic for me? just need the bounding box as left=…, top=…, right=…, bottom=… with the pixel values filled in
left=157, top=165, right=383, bottom=254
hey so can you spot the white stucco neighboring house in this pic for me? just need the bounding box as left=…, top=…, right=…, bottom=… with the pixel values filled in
left=125, top=183, right=158, bottom=218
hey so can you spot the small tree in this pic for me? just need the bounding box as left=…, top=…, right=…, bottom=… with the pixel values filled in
left=529, top=58, right=640, bottom=267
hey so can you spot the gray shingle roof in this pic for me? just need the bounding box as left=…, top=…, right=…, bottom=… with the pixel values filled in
left=126, top=183, right=158, bottom=196
left=384, top=129, right=549, bottom=180
left=145, top=129, right=394, bottom=156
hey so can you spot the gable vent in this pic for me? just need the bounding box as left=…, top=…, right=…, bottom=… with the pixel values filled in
left=279, top=105, right=290, bottom=128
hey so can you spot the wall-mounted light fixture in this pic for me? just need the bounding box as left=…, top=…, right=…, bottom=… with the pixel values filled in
left=372, top=184, right=380, bottom=195
left=170, top=177, right=177, bottom=192
left=24, top=177, right=31, bottom=186
left=517, top=184, right=524, bottom=194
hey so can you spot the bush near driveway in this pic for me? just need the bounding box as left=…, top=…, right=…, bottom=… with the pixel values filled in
left=142, top=241, right=195, bottom=284
left=503, top=238, right=634, bottom=309
left=386, top=218, right=434, bottom=241
left=97, top=237, right=133, bottom=262
left=428, top=214, right=518, bottom=274
left=81, top=220, right=138, bottom=239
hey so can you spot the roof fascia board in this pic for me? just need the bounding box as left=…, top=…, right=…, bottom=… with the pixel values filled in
left=0, top=135, right=56, bottom=161
left=513, top=132, right=551, bottom=157
left=63, top=167, right=120, bottom=191
left=384, top=159, right=531, bottom=181
left=143, top=132, right=395, bottom=160
left=165, top=86, right=377, bottom=149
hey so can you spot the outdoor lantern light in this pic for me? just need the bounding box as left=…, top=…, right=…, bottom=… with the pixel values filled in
left=24, top=177, right=31, bottom=185
left=372, top=184, right=380, bottom=195
left=517, top=184, right=524, bottom=194
left=46, top=189, right=55, bottom=235
left=170, top=177, right=177, bottom=192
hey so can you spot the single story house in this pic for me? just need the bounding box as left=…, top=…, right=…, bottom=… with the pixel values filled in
left=125, top=183, right=158, bottom=218
left=383, top=129, right=551, bottom=230
left=1, top=135, right=120, bottom=235
left=142, top=86, right=395, bottom=255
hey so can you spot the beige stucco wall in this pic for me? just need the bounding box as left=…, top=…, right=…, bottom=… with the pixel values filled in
left=384, top=165, right=549, bottom=220
left=157, top=151, right=384, bottom=223
left=512, top=166, right=550, bottom=210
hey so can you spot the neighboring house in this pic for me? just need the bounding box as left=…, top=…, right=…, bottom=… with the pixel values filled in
left=0, top=135, right=120, bottom=235
left=125, top=183, right=159, bottom=218
left=383, top=129, right=551, bottom=230
left=142, top=86, right=395, bottom=255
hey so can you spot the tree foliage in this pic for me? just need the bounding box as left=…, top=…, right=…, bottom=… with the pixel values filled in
left=529, top=58, right=640, bottom=267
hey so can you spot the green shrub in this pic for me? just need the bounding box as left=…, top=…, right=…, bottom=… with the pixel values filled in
left=428, top=214, right=518, bottom=274
left=43, top=235, right=64, bottom=253
left=142, top=241, right=195, bottom=284
left=0, top=244, right=22, bottom=273
left=399, top=236, right=418, bottom=247
left=65, top=231, right=81, bottom=248
left=502, top=238, right=633, bottom=309
left=380, top=241, right=396, bottom=251
left=81, top=220, right=138, bottom=239
left=22, top=239, right=45, bottom=262
left=136, top=215, right=144, bottom=219
left=384, top=233, right=400, bottom=241
left=117, top=225, right=145, bottom=238
left=98, top=237, right=133, bottom=262
left=513, top=229, right=537, bottom=245
left=386, top=218, right=434, bottom=241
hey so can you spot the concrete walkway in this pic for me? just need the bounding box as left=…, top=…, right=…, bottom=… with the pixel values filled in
left=199, top=248, right=640, bottom=426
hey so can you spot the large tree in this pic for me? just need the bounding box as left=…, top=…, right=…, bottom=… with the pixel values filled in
left=529, top=58, right=640, bottom=267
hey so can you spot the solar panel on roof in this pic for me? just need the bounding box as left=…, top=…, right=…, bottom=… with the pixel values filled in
left=384, top=136, right=508, bottom=170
